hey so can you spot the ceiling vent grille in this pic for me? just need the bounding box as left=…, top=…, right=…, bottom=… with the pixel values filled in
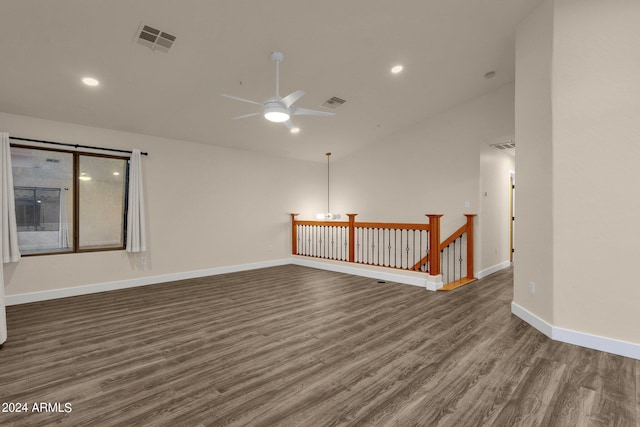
left=490, top=141, right=516, bottom=150
left=135, top=24, right=176, bottom=53
left=320, top=96, right=346, bottom=109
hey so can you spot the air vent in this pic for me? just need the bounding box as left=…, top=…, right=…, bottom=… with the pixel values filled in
left=490, top=141, right=516, bottom=150
left=320, top=96, right=346, bottom=109
left=135, top=24, right=176, bottom=53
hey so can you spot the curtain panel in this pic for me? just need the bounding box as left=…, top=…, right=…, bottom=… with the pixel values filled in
left=126, top=149, right=146, bottom=253
left=1, top=132, right=21, bottom=345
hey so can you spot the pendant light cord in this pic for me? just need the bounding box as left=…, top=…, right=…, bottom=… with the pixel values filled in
left=326, top=152, right=331, bottom=214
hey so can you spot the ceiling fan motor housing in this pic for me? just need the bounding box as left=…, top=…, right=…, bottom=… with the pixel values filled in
left=263, top=97, right=289, bottom=122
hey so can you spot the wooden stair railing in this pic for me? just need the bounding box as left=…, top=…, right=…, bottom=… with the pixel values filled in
left=291, top=213, right=476, bottom=286
left=437, top=214, right=476, bottom=290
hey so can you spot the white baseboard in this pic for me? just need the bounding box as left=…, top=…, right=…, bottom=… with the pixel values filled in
left=291, top=256, right=437, bottom=289
left=5, top=256, right=441, bottom=306
left=510, top=301, right=553, bottom=338
left=511, top=302, right=640, bottom=360
left=5, top=259, right=290, bottom=306
left=477, top=260, right=511, bottom=279
left=6, top=257, right=638, bottom=360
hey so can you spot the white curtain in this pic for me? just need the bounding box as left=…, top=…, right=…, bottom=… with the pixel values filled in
left=1, top=132, right=21, bottom=345
left=126, top=149, right=146, bottom=253
left=58, top=188, right=70, bottom=249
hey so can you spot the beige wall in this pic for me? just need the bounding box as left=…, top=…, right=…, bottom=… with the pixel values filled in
left=1, top=111, right=324, bottom=296
left=514, top=0, right=555, bottom=322
left=515, top=0, right=640, bottom=346
left=552, top=0, right=640, bottom=343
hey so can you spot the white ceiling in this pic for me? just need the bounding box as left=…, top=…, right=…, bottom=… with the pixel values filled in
left=0, top=0, right=539, bottom=162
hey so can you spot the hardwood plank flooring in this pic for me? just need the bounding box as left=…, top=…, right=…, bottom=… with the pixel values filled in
left=0, top=265, right=637, bottom=426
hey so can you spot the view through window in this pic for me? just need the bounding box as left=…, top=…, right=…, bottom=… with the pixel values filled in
left=10, top=145, right=129, bottom=255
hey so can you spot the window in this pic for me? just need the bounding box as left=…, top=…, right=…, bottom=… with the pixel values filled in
left=15, top=187, right=61, bottom=232
left=10, top=145, right=129, bottom=255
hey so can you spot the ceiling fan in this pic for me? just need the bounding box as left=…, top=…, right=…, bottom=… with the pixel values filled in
left=221, top=51, right=335, bottom=131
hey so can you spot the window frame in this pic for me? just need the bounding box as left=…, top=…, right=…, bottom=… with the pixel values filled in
left=11, top=144, right=130, bottom=256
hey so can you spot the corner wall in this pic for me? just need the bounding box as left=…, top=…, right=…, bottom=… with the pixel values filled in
left=514, top=0, right=640, bottom=358
left=552, top=0, right=640, bottom=344
left=513, top=0, right=555, bottom=323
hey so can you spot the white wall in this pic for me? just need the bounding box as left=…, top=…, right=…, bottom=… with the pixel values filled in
left=552, top=0, right=640, bottom=343
left=513, top=0, right=555, bottom=323
left=0, top=111, right=324, bottom=298
left=514, top=0, right=640, bottom=354
left=330, top=84, right=516, bottom=275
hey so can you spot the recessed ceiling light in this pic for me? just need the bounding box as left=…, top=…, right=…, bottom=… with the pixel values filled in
left=290, top=127, right=300, bottom=134
left=82, top=77, right=100, bottom=86
left=113, top=171, right=120, bottom=176
left=391, top=65, right=404, bottom=74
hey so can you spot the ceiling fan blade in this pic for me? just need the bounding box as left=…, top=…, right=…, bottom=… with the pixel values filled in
left=281, top=90, right=305, bottom=108
left=283, top=119, right=295, bottom=129
left=221, top=94, right=262, bottom=106
left=232, top=112, right=262, bottom=120
left=293, top=107, right=336, bottom=117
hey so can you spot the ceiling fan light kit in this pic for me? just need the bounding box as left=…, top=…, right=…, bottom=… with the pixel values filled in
left=263, top=101, right=290, bottom=123
left=222, top=51, right=335, bottom=130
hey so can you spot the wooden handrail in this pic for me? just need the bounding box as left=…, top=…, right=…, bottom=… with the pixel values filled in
left=439, top=223, right=467, bottom=251
left=410, top=255, right=429, bottom=272
left=355, top=221, right=430, bottom=231
left=293, top=220, right=350, bottom=227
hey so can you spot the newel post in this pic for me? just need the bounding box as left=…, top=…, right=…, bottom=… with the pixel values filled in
left=290, top=213, right=299, bottom=255
left=465, top=214, right=476, bottom=279
left=347, top=213, right=358, bottom=263
left=426, top=214, right=443, bottom=275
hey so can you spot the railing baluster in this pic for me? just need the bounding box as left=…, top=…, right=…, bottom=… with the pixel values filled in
left=366, top=228, right=370, bottom=264
left=458, top=236, right=463, bottom=280
left=387, top=229, right=391, bottom=267
left=412, top=230, right=416, bottom=271
left=371, top=228, right=376, bottom=265
left=453, top=239, right=457, bottom=281
left=447, top=246, right=451, bottom=284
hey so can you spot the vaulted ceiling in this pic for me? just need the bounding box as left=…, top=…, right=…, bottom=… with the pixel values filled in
left=0, top=0, right=539, bottom=161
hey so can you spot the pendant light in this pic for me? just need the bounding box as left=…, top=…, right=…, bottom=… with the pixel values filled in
left=316, top=152, right=341, bottom=220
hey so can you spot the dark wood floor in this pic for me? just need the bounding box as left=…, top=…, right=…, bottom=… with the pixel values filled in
left=1, top=265, right=638, bottom=426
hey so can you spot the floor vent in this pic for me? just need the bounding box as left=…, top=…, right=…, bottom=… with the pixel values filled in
left=490, top=141, right=516, bottom=150
left=135, top=24, right=176, bottom=53
left=320, top=96, right=346, bottom=109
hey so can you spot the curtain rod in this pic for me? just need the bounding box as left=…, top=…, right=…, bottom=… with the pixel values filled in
left=9, top=136, right=149, bottom=156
